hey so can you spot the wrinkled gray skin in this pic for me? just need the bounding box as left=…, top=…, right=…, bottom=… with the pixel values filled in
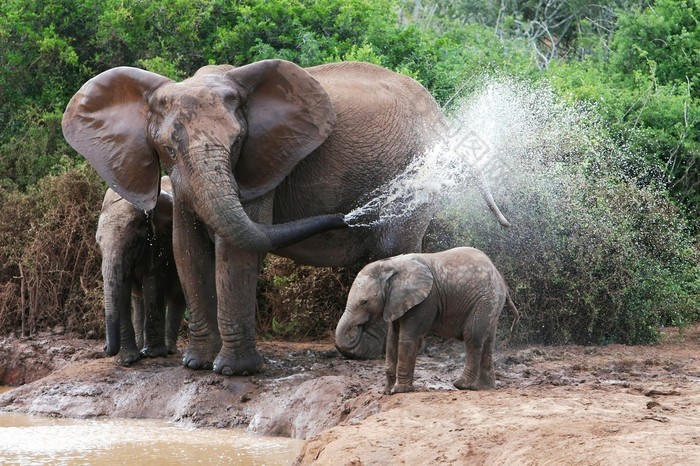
left=96, top=176, right=185, bottom=366
left=336, top=247, right=519, bottom=394
left=63, top=60, right=509, bottom=376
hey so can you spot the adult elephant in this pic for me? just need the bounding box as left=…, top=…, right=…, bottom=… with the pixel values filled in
left=97, top=176, right=185, bottom=366
left=62, top=60, right=509, bottom=375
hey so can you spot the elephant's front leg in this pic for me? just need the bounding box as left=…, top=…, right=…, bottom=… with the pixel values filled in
left=384, top=322, right=399, bottom=394
left=115, top=291, right=140, bottom=366
left=392, top=332, right=421, bottom=394
left=165, top=292, right=186, bottom=354
left=212, top=237, right=264, bottom=376
left=391, top=306, right=433, bottom=394
left=140, top=273, right=168, bottom=358
left=391, top=318, right=426, bottom=394
left=175, top=205, right=220, bottom=370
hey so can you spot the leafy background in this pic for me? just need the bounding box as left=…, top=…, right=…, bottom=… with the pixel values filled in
left=0, top=0, right=697, bottom=344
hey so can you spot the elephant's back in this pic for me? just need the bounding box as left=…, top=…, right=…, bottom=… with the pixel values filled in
left=306, top=62, right=436, bottom=105
left=307, top=62, right=441, bottom=138
left=277, top=62, right=443, bottom=217
left=430, top=247, right=507, bottom=295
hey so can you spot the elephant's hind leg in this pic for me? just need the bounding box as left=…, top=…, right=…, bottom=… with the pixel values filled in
left=140, top=274, right=169, bottom=358
left=454, top=339, right=482, bottom=390
left=384, top=322, right=399, bottom=394
left=476, top=327, right=497, bottom=389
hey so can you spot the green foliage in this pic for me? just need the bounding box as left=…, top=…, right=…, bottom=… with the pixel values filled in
left=547, top=0, right=700, bottom=225
left=257, top=256, right=360, bottom=340
left=610, top=0, right=700, bottom=94
left=0, top=0, right=697, bottom=344
left=0, top=108, right=78, bottom=191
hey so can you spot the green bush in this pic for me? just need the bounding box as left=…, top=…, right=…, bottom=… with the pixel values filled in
left=546, top=0, right=700, bottom=226
left=0, top=108, right=78, bottom=191
left=257, top=256, right=360, bottom=340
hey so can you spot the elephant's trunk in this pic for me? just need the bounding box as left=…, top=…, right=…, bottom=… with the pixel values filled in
left=335, top=310, right=364, bottom=352
left=335, top=312, right=387, bottom=359
left=189, top=157, right=347, bottom=252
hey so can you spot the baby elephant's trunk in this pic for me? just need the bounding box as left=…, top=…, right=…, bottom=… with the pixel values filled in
left=335, top=316, right=387, bottom=360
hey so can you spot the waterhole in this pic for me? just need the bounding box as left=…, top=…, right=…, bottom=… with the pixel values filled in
left=0, top=388, right=302, bottom=465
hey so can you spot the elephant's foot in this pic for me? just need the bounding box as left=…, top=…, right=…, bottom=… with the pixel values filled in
left=116, top=348, right=141, bottom=366
left=213, top=349, right=263, bottom=376
left=140, top=345, right=168, bottom=358
left=166, top=339, right=179, bottom=354
left=384, top=377, right=396, bottom=395
left=453, top=375, right=494, bottom=390
left=384, top=384, right=393, bottom=395
left=182, top=345, right=218, bottom=370
left=478, top=374, right=496, bottom=389
left=390, top=383, right=415, bottom=395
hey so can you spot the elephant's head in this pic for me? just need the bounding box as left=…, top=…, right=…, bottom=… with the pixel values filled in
left=63, top=60, right=345, bottom=252
left=335, top=256, right=434, bottom=358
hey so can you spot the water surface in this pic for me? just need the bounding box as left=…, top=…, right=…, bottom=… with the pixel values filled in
left=0, top=387, right=302, bottom=465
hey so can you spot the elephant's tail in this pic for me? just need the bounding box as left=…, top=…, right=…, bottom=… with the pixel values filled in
left=504, top=291, right=520, bottom=346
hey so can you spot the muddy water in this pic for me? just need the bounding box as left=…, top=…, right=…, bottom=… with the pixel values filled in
left=0, top=387, right=302, bottom=465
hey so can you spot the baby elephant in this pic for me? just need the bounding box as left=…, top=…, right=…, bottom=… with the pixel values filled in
left=335, top=247, right=519, bottom=394
left=96, top=176, right=185, bottom=366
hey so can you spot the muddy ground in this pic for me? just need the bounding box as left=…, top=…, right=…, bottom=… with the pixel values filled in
left=1, top=325, right=699, bottom=465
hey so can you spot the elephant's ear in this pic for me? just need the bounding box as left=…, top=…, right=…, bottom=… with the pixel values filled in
left=383, top=257, right=434, bottom=322
left=62, top=67, right=172, bottom=211
left=226, top=60, right=336, bottom=201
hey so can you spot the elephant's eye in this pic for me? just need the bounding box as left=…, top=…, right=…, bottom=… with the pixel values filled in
left=233, top=135, right=242, bottom=146
left=360, top=298, right=368, bottom=306
left=165, top=146, right=176, bottom=160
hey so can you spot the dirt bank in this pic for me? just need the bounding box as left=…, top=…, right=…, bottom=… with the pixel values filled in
left=1, top=325, right=700, bottom=464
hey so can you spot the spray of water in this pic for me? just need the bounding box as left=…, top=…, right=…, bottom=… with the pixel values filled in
left=343, top=78, right=599, bottom=227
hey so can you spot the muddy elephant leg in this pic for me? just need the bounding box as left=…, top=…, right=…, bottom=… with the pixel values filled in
left=212, top=194, right=273, bottom=376
left=391, top=305, right=434, bottom=394
left=391, top=333, right=421, bottom=394
left=454, top=338, right=483, bottom=390
left=477, top=327, right=497, bottom=388
left=165, top=291, right=186, bottom=354
left=140, top=273, right=168, bottom=358
left=131, top=295, right=144, bottom=350
left=384, top=321, right=399, bottom=394
left=176, top=204, right=220, bottom=370
left=115, top=289, right=141, bottom=366
left=212, top=239, right=264, bottom=375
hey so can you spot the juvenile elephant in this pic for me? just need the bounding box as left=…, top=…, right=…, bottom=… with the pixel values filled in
left=63, top=60, right=509, bottom=375
left=335, top=247, right=519, bottom=394
left=96, top=176, right=185, bottom=366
